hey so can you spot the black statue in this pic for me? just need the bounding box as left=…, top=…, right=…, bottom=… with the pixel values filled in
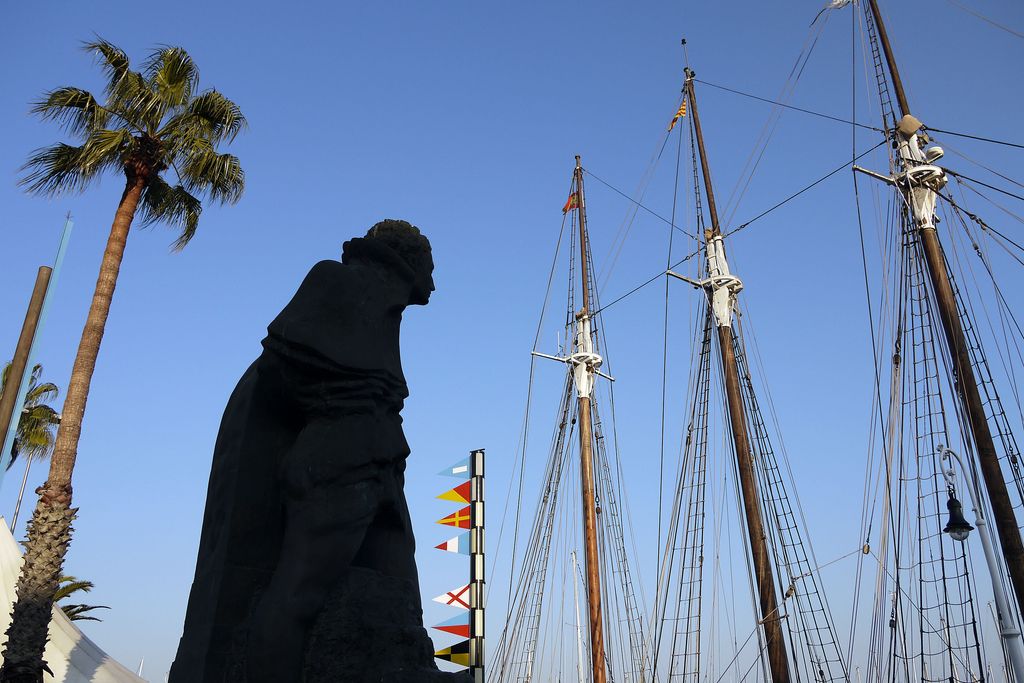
left=170, top=220, right=459, bottom=682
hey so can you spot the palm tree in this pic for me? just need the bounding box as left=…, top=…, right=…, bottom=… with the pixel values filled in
left=0, top=363, right=61, bottom=531
left=54, top=576, right=109, bottom=623
left=1, top=40, right=246, bottom=682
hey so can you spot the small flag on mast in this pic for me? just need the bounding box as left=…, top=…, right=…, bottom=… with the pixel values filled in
left=437, top=505, right=471, bottom=529
left=562, top=191, right=580, bottom=214
left=435, top=532, right=471, bottom=555
left=432, top=612, right=471, bottom=638
left=434, top=639, right=471, bottom=667
left=437, top=481, right=472, bottom=504
left=433, top=584, right=471, bottom=609
left=668, top=99, right=687, bottom=131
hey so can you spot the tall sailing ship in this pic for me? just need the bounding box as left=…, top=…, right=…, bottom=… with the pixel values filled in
left=486, top=1, right=1024, bottom=681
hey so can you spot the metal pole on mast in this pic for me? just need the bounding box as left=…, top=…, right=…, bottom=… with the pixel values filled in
left=864, top=0, right=1024, bottom=619
left=571, top=155, right=608, bottom=683
left=683, top=69, right=791, bottom=683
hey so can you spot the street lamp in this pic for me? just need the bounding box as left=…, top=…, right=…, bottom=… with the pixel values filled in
left=943, top=493, right=974, bottom=542
left=939, top=444, right=1024, bottom=683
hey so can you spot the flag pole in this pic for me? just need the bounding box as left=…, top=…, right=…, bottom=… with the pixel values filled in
left=469, top=448, right=485, bottom=683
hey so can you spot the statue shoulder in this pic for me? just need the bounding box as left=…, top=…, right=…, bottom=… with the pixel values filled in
left=301, top=260, right=358, bottom=288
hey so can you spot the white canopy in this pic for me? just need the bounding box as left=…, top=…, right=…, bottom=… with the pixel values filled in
left=0, top=518, right=146, bottom=683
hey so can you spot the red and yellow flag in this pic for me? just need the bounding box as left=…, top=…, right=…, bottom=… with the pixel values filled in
left=437, top=505, right=472, bottom=529
left=437, top=480, right=472, bottom=504
left=562, top=191, right=580, bottom=214
left=667, top=99, right=687, bottom=132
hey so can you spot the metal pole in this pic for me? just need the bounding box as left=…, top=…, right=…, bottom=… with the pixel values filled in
left=941, top=446, right=1024, bottom=683
left=9, top=459, right=33, bottom=532
left=0, top=214, right=73, bottom=488
left=685, top=70, right=791, bottom=683
left=867, top=0, right=1024, bottom=615
left=0, top=267, right=52, bottom=476
left=572, top=156, right=608, bottom=683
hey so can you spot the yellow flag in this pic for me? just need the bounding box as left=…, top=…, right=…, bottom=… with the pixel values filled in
left=668, top=100, right=687, bottom=131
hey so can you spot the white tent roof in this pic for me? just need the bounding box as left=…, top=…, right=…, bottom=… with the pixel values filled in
left=0, top=518, right=146, bottom=683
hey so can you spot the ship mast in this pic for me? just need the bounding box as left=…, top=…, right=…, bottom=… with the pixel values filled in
left=572, top=154, right=608, bottom=683
left=865, top=0, right=1024, bottom=632
left=681, top=68, right=792, bottom=683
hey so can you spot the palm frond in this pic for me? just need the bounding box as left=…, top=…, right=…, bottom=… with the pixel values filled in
left=1, top=363, right=60, bottom=468
left=160, top=90, right=246, bottom=145
left=30, top=87, right=109, bottom=138
left=144, top=46, right=198, bottom=118
left=20, top=143, right=93, bottom=196
left=60, top=604, right=109, bottom=622
left=13, top=404, right=58, bottom=464
left=20, top=128, right=133, bottom=197
left=25, top=381, right=58, bottom=408
left=25, top=41, right=246, bottom=246
left=109, top=70, right=161, bottom=134
left=80, top=128, right=134, bottom=168
left=179, top=145, right=245, bottom=205
left=82, top=39, right=130, bottom=95
left=82, top=39, right=156, bottom=133
left=139, top=176, right=202, bottom=250
left=54, top=576, right=94, bottom=602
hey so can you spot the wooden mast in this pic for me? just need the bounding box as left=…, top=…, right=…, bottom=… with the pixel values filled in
left=866, top=0, right=1024, bottom=617
left=572, top=155, right=608, bottom=683
left=684, top=69, right=792, bottom=683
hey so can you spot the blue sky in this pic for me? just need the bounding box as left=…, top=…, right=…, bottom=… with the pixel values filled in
left=0, top=0, right=1021, bottom=679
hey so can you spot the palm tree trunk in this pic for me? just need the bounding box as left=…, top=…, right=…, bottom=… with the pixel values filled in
left=0, top=174, right=145, bottom=683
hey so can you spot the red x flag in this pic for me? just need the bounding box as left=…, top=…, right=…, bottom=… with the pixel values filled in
left=433, top=584, right=470, bottom=610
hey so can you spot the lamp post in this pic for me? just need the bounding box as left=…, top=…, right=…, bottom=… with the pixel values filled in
left=939, top=444, right=1024, bottom=683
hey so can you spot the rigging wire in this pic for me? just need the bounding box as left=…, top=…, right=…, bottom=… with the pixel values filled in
left=718, top=14, right=830, bottom=226
left=945, top=0, right=1024, bottom=39
left=494, top=177, right=574, bottom=620
left=584, top=168, right=697, bottom=240
left=591, top=140, right=886, bottom=316
left=937, top=188, right=1024, bottom=260
left=655, top=84, right=685, bottom=642
left=956, top=180, right=1024, bottom=228
left=595, top=117, right=678, bottom=290
left=937, top=188, right=1024, bottom=353
left=923, top=126, right=1024, bottom=151
left=941, top=142, right=1024, bottom=192
left=694, top=78, right=883, bottom=132
left=945, top=168, right=1024, bottom=204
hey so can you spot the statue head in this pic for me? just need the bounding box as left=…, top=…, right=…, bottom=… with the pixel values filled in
left=354, top=219, right=434, bottom=305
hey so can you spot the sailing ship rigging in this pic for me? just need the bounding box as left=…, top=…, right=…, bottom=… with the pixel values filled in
left=487, top=1, right=1024, bottom=681
left=491, top=157, right=652, bottom=683
left=848, top=0, right=1024, bottom=680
